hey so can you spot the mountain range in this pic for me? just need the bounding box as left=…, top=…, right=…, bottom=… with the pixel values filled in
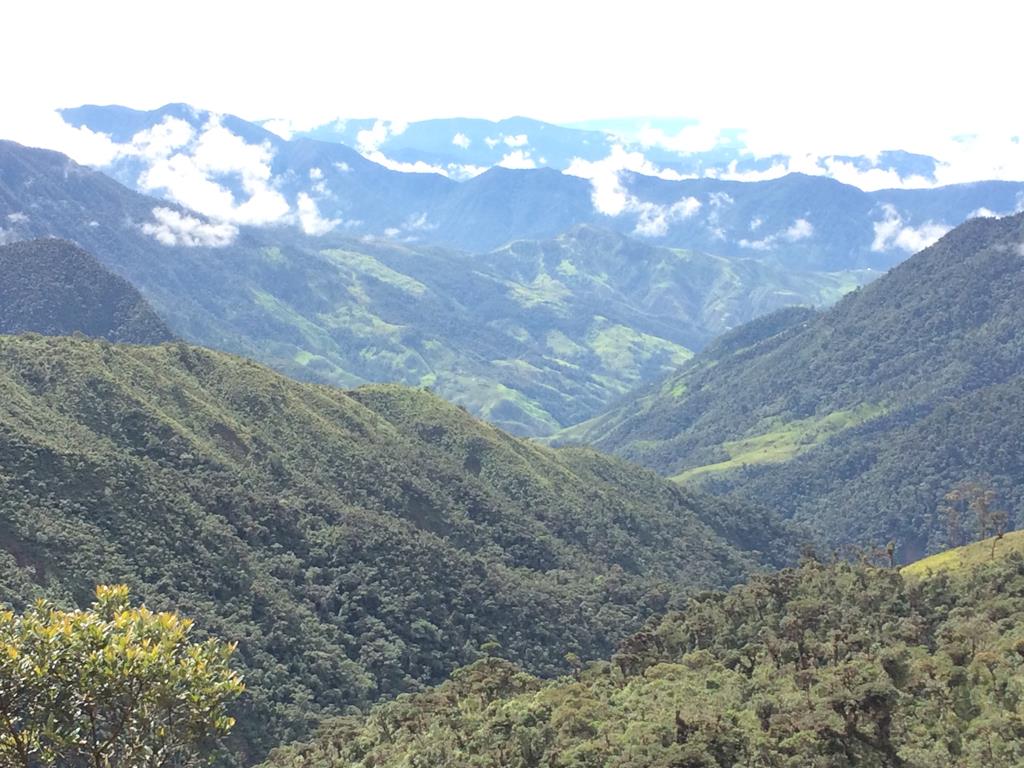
left=57, top=104, right=1024, bottom=268
left=0, top=140, right=867, bottom=435
left=4, top=101, right=1024, bottom=768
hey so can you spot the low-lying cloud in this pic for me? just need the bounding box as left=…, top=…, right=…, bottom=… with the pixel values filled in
left=564, top=145, right=700, bottom=236
left=141, top=207, right=238, bottom=246
left=738, top=217, right=815, bottom=250
left=871, top=204, right=950, bottom=253
left=296, top=193, right=340, bottom=235
left=136, top=115, right=291, bottom=226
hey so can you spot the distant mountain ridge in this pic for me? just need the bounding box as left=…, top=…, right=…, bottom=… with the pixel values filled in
left=0, top=238, right=174, bottom=343
left=56, top=104, right=1024, bottom=268
left=0, top=140, right=866, bottom=435
left=560, top=211, right=1024, bottom=558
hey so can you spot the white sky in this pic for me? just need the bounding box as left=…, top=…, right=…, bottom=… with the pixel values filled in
left=2, top=0, right=1023, bottom=168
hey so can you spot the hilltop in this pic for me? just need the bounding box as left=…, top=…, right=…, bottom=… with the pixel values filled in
left=0, top=238, right=174, bottom=343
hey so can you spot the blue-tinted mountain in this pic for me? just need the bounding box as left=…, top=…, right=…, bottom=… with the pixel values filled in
left=57, top=104, right=1024, bottom=268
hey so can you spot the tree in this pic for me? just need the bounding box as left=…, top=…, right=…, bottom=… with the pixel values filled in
left=0, top=585, right=244, bottom=768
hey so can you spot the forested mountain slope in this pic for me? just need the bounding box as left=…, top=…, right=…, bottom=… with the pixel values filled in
left=0, top=334, right=781, bottom=763
left=0, top=140, right=863, bottom=435
left=561, top=212, right=1024, bottom=556
left=261, top=552, right=1024, bottom=768
left=0, top=238, right=174, bottom=343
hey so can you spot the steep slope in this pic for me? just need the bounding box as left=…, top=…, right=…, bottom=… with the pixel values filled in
left=0, top=238, right=174, bottom=343
left=260, top=555, right=1024, bottom=768
left=562, top=212, right=1024, bottom=556
left=0, top=140, right=863, bottom=435
left=0, top=334, right=781, bottom=763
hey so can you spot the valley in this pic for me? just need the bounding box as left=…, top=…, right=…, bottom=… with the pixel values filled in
left=2, top=21, right=1023, bottom=762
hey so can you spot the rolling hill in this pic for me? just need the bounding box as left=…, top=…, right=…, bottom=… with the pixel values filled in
left=0, top=333, right=783, bottom=763
left=0, top=237, right=174, bottom=343
left=560, top=212, right=1024, bottom=558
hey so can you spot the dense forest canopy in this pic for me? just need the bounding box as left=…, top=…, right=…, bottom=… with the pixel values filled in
left=0, top=333, right=782, bottom=763
left=261, top=549, right=1024, bottom=768
left=0, top=238, right=174, bottom=344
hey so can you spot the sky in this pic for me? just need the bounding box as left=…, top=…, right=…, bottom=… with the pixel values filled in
left=2, top=0, right=1023, bottom=183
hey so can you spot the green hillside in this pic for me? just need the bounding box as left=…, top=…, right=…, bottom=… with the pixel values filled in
left=560, top=212, right=1024, bottom=555
left=0, top=238, right=174, bottom=344
left=261, top=553, right=1024, bottom=768
left=0, top=334, right=783, bottom=764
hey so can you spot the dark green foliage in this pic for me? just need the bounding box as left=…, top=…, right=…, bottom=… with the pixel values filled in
left=565, top=212, right=1024, bottom=555
left=0, top=334, right=774, bottom=764
left=0, top=238, right=174, bottom=344
left=260, top=556, right=1024, bottom=768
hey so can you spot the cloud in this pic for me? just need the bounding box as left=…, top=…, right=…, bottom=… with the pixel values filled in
left=334, top=161, right=351, bottom=173
left=564, top=145, right=700, bottom=235
left=968, top=207, right=999, bottom=219
left=6, top=212, right=28, bottom=224
left=871, top=204, right=950, bottom=253
left=750, top=216, right=763, bottom=231
left=703, top=191, right=733, bottom=239
left=130, top=116, right=195, bottom=159
left=136, top=115, right=291, bottom=225
left=497, top=150, right=536, bottom=169
left=355, top=119, right=408, bottom=154
left=446, top=163, right=489, bottom=180
left=141, top=207, right=238, bottom=246
left=738, top=217, right=814, bottom=250
left=261, top=118, right=296, bottom=140
left=403, top=212, right=436, bottom=231
left=452, top=132, right=471, bottom=149
left=633, top=197, right=702, bottom=237
left=364, top=151, right=449, bottom=175
left=785, top=218, right=814, bottom=241
left=309, top=167, right=324, bottom=180
left=503, top=133, right=529, bottom=148
left=296, top=193, right=340, bottom=235
left=637, top=122, right=722, bottom=154
left=484, top=136, right=500, bottom=149
left=564, top=144, right=690, bottom=216
left=821, top=158, right=932, bottom=190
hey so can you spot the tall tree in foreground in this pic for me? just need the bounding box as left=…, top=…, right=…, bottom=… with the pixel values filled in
left=0, top=585, right=244, bottom=768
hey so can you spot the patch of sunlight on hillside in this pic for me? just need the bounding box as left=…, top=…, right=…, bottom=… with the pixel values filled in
left=672, top=403, right=885, bottom=483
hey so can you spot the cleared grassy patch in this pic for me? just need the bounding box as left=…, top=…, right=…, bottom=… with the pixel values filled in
left=673, top=403, right=885, bottom=483
left=901, top=530, right=1024, bottom=579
